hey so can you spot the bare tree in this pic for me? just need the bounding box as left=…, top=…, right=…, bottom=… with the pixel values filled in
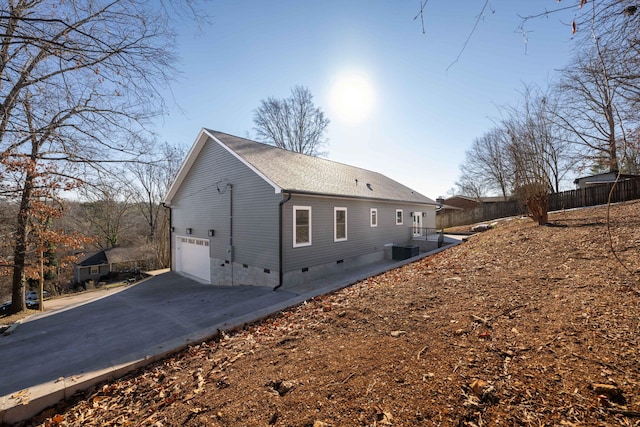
left=621, top=128, right=640, bottom=174
left=129, top=141, right=185, bottom=268
left=0, top=0, right=199, bottom=314
left=77, top=178, right=136, bottom=250
left=458, top=127, right=513, bottom=199
left=454, top=170, right=488, bottom=200
left=506, top=125, right=550, bottom=225
left=555, top=45, right=629, bottom=174
left=253, top=86, right=330, bottom=156
left=502, top=86, right=571, bottom=225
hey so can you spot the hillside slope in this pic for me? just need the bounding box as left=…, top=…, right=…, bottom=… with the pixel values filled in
left=30, top=201, right=640, bottom=426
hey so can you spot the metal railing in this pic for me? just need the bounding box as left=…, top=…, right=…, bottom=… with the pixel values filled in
left=409, top=227, right=443, bottom=240
left=408, top=227, right=445, bottom=249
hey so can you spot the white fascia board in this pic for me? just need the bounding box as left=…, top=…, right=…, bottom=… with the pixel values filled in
left=206, top=129, right=282, bottom=194
left=163, top=128, right=210, bottom=205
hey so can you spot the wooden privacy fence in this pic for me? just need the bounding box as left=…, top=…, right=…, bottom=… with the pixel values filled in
left=436, top=200, right=524, bottom=229
left=548, top=177, right=640, bottom=211
left=437, top=176, right=640, bottom=229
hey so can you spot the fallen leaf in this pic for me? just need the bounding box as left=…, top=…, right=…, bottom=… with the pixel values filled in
left=470, top=378, right=488, bottom=395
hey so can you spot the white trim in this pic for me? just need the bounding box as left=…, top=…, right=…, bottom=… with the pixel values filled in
left=293, top=205, right=312, bottom=248
left=412, top=212, right=423, bottom=237
left=370, top=208, right=378, bottom=227
left=334, top=207, right=347, bottom=242
left=207, top=130, right=282, bottom=194
left=396, top=209, right=403, bottom=225
left=163, top=129, right=282, bottom=205
left=163, top=128, right=208, bottom=204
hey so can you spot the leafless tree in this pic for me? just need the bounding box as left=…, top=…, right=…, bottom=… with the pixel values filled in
left=506, top=86, right=573, bottom=224
left=0, top=0, right=201, bottom=314
left=458, top=127, right=514, bottom=199
left=555, top=45, right=630, bottom=174
left=77, top=178, right=136, bottom=250
left=253, top=86, right=330, bottom=156
left=129, top=141, right=185, bottom=268
left=620, top=129, right=640, bottom=174
left=454, top=170, right=488, bottom=200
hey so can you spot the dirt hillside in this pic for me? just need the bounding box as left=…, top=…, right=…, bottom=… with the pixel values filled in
left=26, top=201, right=640, bottom=427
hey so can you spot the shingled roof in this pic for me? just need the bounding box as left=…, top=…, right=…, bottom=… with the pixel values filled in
left=165, top=129, right=437, bottom=206
left=76, top=247, right=139, bottom=267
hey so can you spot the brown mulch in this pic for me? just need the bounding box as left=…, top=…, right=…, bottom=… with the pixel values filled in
left=25, top=201, right=640, bottom=426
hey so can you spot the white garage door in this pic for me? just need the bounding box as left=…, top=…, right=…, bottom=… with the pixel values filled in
left=175, top=236, right=210, bottom=284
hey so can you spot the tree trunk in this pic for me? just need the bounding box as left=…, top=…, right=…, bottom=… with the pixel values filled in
left=39, top=250, right=44, bottom=312
left=10, top=172, right=35, bottom=314
left=527, top=193, right=549, bottom=225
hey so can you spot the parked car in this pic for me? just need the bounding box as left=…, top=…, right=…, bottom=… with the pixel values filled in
left=0, top=301, right=11, bottom=313
left=25, top=290, right=51, bottom=301
left=25, top=291, right=51, bottom=309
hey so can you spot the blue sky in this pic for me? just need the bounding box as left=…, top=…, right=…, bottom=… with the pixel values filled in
left=155, top=1, right=579, bottom=199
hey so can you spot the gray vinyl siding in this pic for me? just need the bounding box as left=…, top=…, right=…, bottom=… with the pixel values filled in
left=74, top=264, right=109, bottom=285
left=282, top=194, right=436, bottom=272
left=170, top=137, right=281, bottom=271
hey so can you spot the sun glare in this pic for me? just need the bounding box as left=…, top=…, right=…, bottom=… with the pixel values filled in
left=329, top=73, right=375, bottom=124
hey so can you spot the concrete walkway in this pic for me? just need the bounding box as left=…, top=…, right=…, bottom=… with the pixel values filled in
left=0, top=239, right=459, bottom=424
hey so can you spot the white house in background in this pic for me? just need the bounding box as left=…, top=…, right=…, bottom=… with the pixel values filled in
left=573, top=172, right=640, bottom=189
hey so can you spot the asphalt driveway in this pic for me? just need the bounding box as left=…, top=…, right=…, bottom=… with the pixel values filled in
left=0, top=239, right=461, bottom=424
left=0, top=272, right=300, bottom=398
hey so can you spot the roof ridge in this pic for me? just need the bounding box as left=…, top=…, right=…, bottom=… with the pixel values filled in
left=205, top=128, right=391, bottom=177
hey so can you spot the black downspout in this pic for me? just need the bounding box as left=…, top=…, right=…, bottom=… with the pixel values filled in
left=274, top=191, right=292, bottom=291
left=163, top=203, right=172, bottom=271
left=228, top=184, right=233, bottom=286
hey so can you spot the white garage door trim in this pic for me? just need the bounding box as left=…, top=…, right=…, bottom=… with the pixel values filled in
left=175, top=236, right=211, bottom=284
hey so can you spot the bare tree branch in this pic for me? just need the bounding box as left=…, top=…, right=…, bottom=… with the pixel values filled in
left=253, top=86, right=330, bottom=156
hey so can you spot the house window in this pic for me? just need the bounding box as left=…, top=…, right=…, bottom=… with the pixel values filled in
left=90, top=266, right=99, bottom=275
left=370, top=208, right=378, bottom=227
left=396, top=209, right=403, bottom=225
left=293, top=206, right=312, bottom=247
left=334, top=207, right=347, bottom=242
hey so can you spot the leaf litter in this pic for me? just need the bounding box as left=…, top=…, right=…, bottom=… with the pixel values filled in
left=22, top=201, right=640, bottom=426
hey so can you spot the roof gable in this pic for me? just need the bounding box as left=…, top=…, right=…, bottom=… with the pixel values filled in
left=165, top=129, right=437, bottom=206
left=76, top=247, right=139, bottom=267
left=76, top=250, right=108, bottom=267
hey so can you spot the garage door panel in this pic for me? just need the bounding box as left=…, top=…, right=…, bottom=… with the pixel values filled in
left=176, top=236, right=210, bottom=283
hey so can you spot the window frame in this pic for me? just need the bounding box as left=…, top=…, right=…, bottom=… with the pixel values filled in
left=293, top=205, right=312, bottom=248
left=90, top=266, right=99, bottom=275
left=334, top=207, right=348, bottom=242
left=370, top=208, right=378, bottom=227
left=396, top=209, right=403, bottom=225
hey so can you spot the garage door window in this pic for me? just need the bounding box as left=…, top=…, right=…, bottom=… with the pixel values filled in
left=180, top=237, right=209, bottom=247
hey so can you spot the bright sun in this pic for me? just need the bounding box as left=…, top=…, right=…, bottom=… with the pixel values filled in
left=329, top=73, right=375, bottom=124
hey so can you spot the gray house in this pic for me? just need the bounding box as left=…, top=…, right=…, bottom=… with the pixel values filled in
left=164, top=129, right=439, bottom=289
left=73, top=247, right=141, bottom=285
